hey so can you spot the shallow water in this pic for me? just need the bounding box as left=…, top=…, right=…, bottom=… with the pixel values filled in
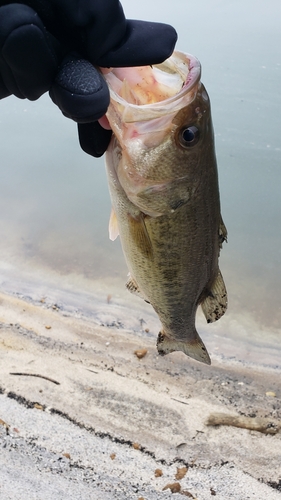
left=0, top=0, right=280, bottom=368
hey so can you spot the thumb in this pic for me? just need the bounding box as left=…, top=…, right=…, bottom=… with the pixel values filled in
left=49, top=53, right=110, bottom=122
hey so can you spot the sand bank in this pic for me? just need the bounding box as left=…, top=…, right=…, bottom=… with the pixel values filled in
left=0, top=285, right=280, bottom=499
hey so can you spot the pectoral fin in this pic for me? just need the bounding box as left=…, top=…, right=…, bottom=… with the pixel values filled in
left=109, top=208, right=119, bottom=241
left=201, top=269, right=227, bottom=323
left=157, top=330, right=211, bottom=365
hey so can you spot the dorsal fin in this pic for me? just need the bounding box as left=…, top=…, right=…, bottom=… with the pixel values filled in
left=219, top=216, right=227, bottom=249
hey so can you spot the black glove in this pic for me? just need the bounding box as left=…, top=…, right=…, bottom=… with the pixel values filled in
left=0, top=1, right=177, bottom=156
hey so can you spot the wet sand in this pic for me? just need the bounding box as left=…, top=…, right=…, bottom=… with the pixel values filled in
left=0, top=281, right=280, bottom=499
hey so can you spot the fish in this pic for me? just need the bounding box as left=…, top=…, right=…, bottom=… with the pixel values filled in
left=103, top=51, right=227, bottom=365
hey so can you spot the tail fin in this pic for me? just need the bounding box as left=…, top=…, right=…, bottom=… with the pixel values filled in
left=157, top=330, right=211, bottom=365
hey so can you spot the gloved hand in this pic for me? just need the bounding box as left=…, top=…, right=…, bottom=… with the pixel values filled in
left=0, top=1, right=177, bottom=156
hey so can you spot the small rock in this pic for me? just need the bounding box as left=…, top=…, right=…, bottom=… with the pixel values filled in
left=134, top=349, right=147, bottom=359
left=62, top=453, right=71, bottom=459
left=132, top=443, right=140, bottom=450
left=163, top=482, right=181, bottom=493
left=175, top=466, right=188, bottom=480
left=34, top=403, right=43, bottom=410
left=154, top=468, right=163, bottom=477
left=110, top=453, right=116, bottom=460
left=45, top=325, right=52, bottom=330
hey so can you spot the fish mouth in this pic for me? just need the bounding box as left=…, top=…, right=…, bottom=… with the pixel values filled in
left=104, top=52, right=201, bottom=125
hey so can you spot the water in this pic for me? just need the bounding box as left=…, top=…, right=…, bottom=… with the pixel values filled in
left=0, top=0, right=280, bottom=367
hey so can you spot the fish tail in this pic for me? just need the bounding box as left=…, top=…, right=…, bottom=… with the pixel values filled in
left=157, top=330, right=211, bottom=365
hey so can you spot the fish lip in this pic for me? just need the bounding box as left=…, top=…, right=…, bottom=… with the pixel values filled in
left=105, top=52, right=201, bottom=123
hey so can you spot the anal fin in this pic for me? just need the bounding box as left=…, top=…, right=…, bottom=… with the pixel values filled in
left=201, top=269, right=227, bottom=323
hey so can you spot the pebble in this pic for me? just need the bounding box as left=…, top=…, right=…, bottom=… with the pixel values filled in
left=134, top=349, right=147, bottom=359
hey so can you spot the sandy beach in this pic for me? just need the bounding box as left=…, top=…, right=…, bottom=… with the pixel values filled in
left=0, top=282, right=280, bottom=500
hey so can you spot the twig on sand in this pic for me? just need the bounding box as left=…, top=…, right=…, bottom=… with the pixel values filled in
left=206, top=412, right=280, bottom=435
left=171, top=397, right=189, bottom=405
left=9, top=372, right=60, bottom=385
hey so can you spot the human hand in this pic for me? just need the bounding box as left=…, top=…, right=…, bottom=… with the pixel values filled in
left=0, top=1, right=177, bottom=156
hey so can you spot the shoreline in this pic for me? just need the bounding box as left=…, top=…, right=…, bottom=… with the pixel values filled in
left=0, top=283, right=280, bottom=499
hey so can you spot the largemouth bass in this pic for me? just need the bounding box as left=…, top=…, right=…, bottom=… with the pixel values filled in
left=104, top=51, right=227, bottom=365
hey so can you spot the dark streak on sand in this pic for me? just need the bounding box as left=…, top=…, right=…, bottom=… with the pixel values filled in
left=10, top=373, right=60, bottom=385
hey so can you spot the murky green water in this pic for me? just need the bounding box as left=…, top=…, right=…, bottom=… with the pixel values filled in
left=0, top=0, right=280, bottom=367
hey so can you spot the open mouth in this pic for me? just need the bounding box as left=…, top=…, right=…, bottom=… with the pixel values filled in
left=104, top=51, right=201, bottom=124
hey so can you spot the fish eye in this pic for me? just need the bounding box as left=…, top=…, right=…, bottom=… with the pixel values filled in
left=179, top=126, right=200, bottom=148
